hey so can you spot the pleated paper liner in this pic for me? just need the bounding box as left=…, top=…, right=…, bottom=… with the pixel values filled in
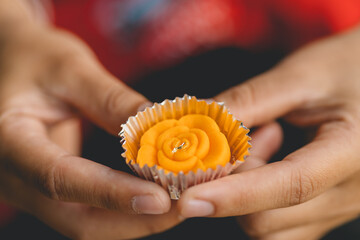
left=119, top=95, right=251, bottom=199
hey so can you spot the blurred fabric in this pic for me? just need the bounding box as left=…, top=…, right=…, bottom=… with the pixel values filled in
left=53, top=0, right=360, bottom=82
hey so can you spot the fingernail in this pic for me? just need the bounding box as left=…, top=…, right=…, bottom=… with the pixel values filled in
left=181, top=200, right=215, bottom=218
left=132, top=195, right=165, bottom=214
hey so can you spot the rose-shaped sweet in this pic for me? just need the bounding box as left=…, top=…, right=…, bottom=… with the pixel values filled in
left=136, top=114, right=231, bottom=174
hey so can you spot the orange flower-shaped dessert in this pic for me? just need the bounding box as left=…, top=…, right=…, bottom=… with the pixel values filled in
left=120, top=95, right=251, bottom=199
left=137, top=114, right=230, bottom=174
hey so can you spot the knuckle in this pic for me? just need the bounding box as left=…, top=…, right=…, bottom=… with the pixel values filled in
left=227, top=82, right=258, bottom=123
left=93, top=168, right=128, bottom=211
left=61, top=53, right=92, bottom=77
left=50, top=30, right=94, bottom=62
left=231, top=81, right=258, bottom=108
left=99, top=187, right=124, bottom=211
left=34, top=165, right=57, bottom=199
left=35, top=158, right=67, bottom=201
left=53, top=49, right=97, bottom=85
left=103, top=86, right=122, bottom=118
left=287, top=167, right=316, bottom=206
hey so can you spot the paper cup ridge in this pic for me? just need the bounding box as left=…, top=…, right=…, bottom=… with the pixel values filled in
left=119, top=95, right=251, bottom=199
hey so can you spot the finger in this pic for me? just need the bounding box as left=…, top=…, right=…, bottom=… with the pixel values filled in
left=0, top=116, right=171, bottom=214
left=237, top=171, right=360, bottom=236
left=235, top=122, right=283, bottom=172
left=178, top=121, right=360, bottom=217
left=68, top=203, right=182, bottom=240
left=33, top=197, right=182, bottom=240
left=0, top=164, right=182, bottom=240
left=214, top=62, right=328, bottom=128
left=255, top=214, right=358, bottom=240
left=47, top=54, right=150, bottom=134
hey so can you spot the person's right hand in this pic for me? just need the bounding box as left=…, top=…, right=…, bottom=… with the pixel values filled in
left=178, top=24, right=360, bottom=239
left=0, top=4, right=181, bottom=239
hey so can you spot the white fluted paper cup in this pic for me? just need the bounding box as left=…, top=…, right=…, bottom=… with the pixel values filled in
left=119, top=95, right=251, bottom=199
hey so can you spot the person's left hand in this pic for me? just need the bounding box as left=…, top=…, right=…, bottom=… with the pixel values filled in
left=0, top=4, right=182, bottom=237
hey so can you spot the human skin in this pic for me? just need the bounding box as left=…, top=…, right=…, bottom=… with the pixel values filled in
left=3, top=1, right=360, bottom=240
left=178, top=25, right=360, bottom=239
left=0, top=1, right=183, bottom=239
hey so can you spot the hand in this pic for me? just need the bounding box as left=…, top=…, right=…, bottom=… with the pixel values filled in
left=178, top=25, right=360, bottom=239
left=0, top=3, right=180, bottom=239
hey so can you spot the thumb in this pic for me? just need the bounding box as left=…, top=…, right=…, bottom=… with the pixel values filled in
left=214, top=64, right=324, bottom=128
